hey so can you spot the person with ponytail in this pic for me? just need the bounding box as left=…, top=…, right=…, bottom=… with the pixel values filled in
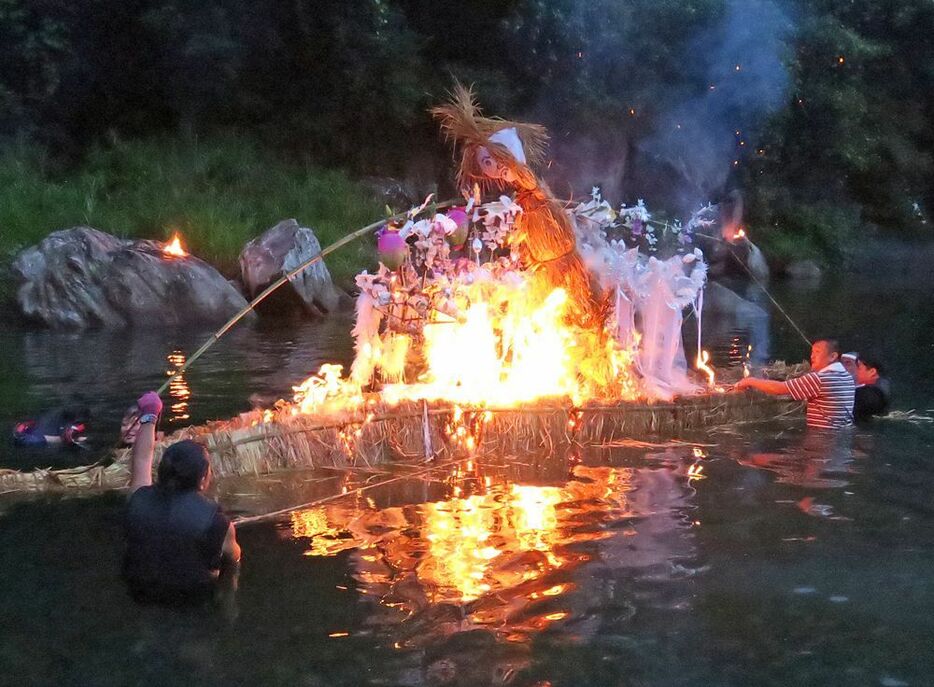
left=123, top=392, right=241, bottom=605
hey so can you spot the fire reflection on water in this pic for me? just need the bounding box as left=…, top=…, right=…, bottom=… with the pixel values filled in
left=282, top=462, right=699, bottom=645
left=165, top=350, right=191, bottom=422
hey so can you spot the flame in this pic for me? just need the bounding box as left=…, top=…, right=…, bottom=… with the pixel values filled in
left=731, top=226, right=747, bottom=241
left=687, top=463, right=705, bottom=481
left=743, top=344, right=753, bottom=378
left=163, top=233, right=187, bottom=257
left=291, top=281, right=640, bottom=419
left=695, top=350, right=716, bottom=388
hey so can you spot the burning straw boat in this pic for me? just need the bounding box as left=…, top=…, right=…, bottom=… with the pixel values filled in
left=1, top=87, right=802, bottom=495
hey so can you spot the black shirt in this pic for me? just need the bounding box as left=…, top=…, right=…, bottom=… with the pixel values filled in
left=854, top=379, right=891, bottom=422
left=123, top=487, right=229, bottom=604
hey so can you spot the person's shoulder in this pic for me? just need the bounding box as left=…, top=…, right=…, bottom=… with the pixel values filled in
left=128, top=484, right=158, bottom=505
left=185, top=491, right=228, bottom=523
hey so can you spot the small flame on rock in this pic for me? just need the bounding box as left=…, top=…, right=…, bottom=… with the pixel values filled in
left=163, top=234, right=187, bottom=257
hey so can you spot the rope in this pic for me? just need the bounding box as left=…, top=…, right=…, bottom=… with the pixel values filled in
left=232, top=455, right=470, bottom=527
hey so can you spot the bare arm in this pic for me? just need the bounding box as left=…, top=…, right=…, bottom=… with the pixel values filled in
left=128, top=422, right=156, bottom=496
left=222, top=523, right=241, bottom=565
left=735, top=377, right=791, bottom=396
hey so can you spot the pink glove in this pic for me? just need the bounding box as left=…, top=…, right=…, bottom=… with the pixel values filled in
left=137, top=391, right=163, bottom=416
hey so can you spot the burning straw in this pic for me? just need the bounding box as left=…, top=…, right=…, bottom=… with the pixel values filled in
left=0, top=392, right=800, bottom=495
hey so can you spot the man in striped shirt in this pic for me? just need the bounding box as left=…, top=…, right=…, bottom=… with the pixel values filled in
left=735, top=339, right=855, bottom=429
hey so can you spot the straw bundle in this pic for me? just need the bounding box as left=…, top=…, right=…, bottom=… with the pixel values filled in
left=432, top=84, right=603, bottom=326
left=0, top=393, right=800, bottom=496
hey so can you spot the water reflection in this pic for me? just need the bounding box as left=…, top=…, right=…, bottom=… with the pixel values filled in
left=166, top=350, right=191, bottom=422
left=285, top=458, right=699, bottom=648
left=736, top=429, right=861, bottom=490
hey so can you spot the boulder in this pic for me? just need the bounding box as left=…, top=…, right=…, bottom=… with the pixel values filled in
left=745, top=240, right=770, bottom=282
left=13, top=227, right=252, bottom=329
left=239, top=219, right=350, bottom=317
left=699, top=235, right=769, bottom=282
left=703, top=281, right=768, bottom=319
left=785, top=259, right=822, bottom=280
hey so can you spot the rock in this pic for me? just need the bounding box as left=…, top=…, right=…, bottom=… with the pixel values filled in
left=785, top=259, right=822, bottom=280
left=698, top=235, right=769, bottom=282
left=12, top=227, right=252, bottom=329
left=745, top=240, right=770, bottom=282
left=703, top=281, right=768, bottom=319
left=239, top=219, right=350, bottom=318
left=359, top=176, right=418, bottom=210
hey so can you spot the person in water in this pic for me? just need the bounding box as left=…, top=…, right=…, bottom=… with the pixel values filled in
left=852, top=354, right=891, bottom=421
left=735, top=338, right=855, bottom=430
left=123, top=391, right=241, bottom=605
left=13, top=405, right=91, bottom=447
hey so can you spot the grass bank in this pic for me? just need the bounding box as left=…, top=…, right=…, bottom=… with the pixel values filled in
left=0, top=137, right=385, bottom=288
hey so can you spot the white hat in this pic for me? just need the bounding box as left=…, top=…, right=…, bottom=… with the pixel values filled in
left=489, top=128, right=527, bottom=165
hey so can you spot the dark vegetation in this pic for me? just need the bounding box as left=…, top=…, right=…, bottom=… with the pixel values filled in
left=1, top=0, right=932, bottom=271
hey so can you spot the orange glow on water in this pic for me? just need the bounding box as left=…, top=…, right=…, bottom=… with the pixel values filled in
left=166, top=350, right=190, bottom=421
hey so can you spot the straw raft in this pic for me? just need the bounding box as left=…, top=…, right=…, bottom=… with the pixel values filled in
left=0, top=392, right=800, bottom=494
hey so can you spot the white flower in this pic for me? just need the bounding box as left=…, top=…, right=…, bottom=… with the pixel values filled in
left=434, top=213, right=458, bottom=235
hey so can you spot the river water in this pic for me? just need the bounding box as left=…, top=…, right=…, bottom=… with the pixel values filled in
left=1, top=258, right=933, bottom=686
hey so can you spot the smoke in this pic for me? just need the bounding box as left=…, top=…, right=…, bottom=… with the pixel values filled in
left=533, top=0, right=794, bottom=214
left=639, top=0, right=794, bottom=209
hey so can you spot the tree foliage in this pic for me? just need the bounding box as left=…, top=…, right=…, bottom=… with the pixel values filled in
left=1, top=0, right=932, bottom=256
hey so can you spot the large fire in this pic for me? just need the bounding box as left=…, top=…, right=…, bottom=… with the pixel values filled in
left=285, top=192, right=710, bottom=422
left=292, top=281, right=639, bottom=416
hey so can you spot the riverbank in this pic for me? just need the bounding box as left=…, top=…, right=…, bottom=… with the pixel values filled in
left=0, top=137, right=384, bottom=297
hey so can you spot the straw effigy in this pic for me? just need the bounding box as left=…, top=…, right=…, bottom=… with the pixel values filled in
left=0, top=392, right=801, bottom=495
left=432, top=84, right=604, bottom=328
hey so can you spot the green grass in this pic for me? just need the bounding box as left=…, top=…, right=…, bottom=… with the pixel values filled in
left=0, top=136, right=383, bottom=285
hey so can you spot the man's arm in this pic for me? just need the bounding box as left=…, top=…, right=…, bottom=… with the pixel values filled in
left=127, top=392, right=163, bottom=497
left=128, top=422, right=156, bottom=495
left=735, top=377, right=791, bottom=396
left=222, top=524, right=241, bottom=566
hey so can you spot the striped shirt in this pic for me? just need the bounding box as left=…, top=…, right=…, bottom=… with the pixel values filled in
left=786, top=361, right=855, bottom=429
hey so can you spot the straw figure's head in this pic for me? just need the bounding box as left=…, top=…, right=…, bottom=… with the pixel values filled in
left=431, top=83, right=549, bottom=193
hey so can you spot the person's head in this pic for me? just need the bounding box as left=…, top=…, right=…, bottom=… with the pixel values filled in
left=157, top=440, right=211, bottom=493
left=856, top=355, right=885, bottom=386
left=841, top=352, right=858, bottom=376
left=810, top=338, right=840, bottom=371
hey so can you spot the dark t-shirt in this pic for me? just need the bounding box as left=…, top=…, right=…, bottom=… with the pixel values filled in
left=854, top=379, right=891, bottom=422
left=123, top=487, right=229, bottom=604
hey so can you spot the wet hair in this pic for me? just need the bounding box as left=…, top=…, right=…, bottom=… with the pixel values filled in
left=157, top=440, right=210, bottom=493
left=858, top=354, right=886, bottom=377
